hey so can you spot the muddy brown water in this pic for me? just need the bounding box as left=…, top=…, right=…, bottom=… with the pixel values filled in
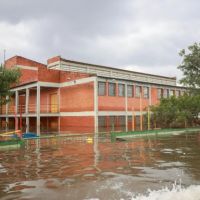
left=0, top=132, right=200, bottom=200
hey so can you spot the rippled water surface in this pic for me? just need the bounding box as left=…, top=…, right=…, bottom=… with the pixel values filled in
left=0, top=132, right=200, bottom=200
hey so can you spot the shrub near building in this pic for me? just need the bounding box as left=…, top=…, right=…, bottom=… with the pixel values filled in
left=150, top=94, right=200, bottom=128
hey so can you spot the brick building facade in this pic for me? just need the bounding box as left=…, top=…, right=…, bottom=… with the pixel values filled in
left=0, top=56, right=185, bottom=135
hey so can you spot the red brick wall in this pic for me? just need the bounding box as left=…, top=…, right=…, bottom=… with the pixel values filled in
left=16, top=56, right=46, bottom=68
left=99, top=96, right=126, bottom=111
left=47, top=56, right=61, bottom=65
left=18, top=69, right=38, bottom=85
left=4, top=56, right=17, bottom=69
left=151, top=86, right=160, bottom=105
left=60, top=116, right=94, bottom=133
left=38, top=67, right=60, bottom=83
left=60, top=82, right=94, bottom=112
left=128, top=98, right=149, bottom=111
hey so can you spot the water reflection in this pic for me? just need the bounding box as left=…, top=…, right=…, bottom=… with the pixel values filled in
left=0, top=132, right=200, bottom=199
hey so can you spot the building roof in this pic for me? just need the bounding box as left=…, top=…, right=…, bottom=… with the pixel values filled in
left=59, top=57, right=176, bottom=80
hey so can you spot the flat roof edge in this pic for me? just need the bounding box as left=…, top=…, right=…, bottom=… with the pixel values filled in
left=60, top=57, right=176, bottom=80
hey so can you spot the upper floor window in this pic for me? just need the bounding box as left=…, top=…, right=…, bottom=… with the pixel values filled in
left=135, top=86, right=142, bottom=98
left=108, top=83, right=116, bottom=96
left=163, top=89, right=169, bottom=98
left=175, top=90, right=181, bottom=97
left=118, top=84, right=125, bottom=97
left=98, top=82, right=106, bottom=96
left=127, top=85, right=133, bottom=97
left=169, top=90, right=174, bottom=97
left=181, top=90, right=185, bottom=96
left=143, top=87, right=149, bottom=98
left=157, top=88, right=163, bottom=99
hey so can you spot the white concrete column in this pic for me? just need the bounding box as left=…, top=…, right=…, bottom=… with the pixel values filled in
left=15, top=90, right=19, bottom=130
left=94, top=77, right=98, bottom=134
left=15, top=91, right=19, bottom=114
left=148, top=86, right=152, bottom=130
left=149, top=86, right=152, bottom=106
left=6, top=117, right=9, bottom=131
left=125, top=83, right=128, bottom=132
left=36, top=85, right=40, bottom=136
left=25, top=88, right=29, bottom=114
left=6, top=95, right=9, bottom=131
left=26, top=117, right=29, bottom=133
left=25, top=88, right=30, bottom=133
left=93, top=134, right=99, bottom=167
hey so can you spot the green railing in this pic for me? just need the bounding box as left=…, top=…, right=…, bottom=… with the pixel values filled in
left=110, top=127, right=200, bottom=142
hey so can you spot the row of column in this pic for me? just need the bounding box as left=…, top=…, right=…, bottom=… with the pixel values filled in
left=5, top=85, right=41, bottom=136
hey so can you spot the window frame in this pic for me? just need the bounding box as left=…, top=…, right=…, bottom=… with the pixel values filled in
left=127, top=85, right=133, bottom=97
left=98, top=82, right=106, bottom=96
left=135, top=85, right=142, bottom=98
left=118, top=83, right=125, bottom=97
left=157, top=88, right=163, bottom=99
left=108, top=82, right=116, bottom=96
left=143, top=86, right=149, bottom=98
left=169, top=90, right=174, bottom=97
left=163, top=89, right=169, bottom=98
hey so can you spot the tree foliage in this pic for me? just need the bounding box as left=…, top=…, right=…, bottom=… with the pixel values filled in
left=178, top=42, right=200, bottom=92
left=0, top=66, right=21, bottom=105
left=151, top=95, right=200, bottom=128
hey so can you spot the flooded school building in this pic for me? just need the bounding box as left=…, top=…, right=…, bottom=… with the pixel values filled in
left=0, top=56, right=185, bottom=135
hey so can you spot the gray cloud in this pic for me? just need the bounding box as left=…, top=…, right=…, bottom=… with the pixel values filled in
left=0, top=0, right=200, bottom=81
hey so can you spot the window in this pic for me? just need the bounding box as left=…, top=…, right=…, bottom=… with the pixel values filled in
left=175, top=90, right=181, bottom=97
left=110, top=116, right=116, bottom=131
left=163, top=89, right=169, bottom=98
left=169, top=90, right=174, bottom=96
left=108, top=83, right=116, bottom=96
left=127, top=85, right=133, bottom=97
left=118, top=116, right=126, bottom=131
left=181, top=90, right=185, bottom=96
left=143, top=87, right=149, bottom=98
left=98, top=82, right=106, bottom=96
left=157, top=88, right=163, bottom=99
left=118, top=84, right=125, bottom=97
left=98, top=116, right=106, bottom=132
left=135, top=86, right=142, bottom=97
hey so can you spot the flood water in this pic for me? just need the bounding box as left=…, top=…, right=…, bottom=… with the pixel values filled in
left=0, top=132, right=200, bottom=200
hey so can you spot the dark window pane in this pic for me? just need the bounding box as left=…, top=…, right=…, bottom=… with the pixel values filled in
left=110, top=116, right=116, bottom=131
left=163, top=89, right=169, bottom=98
left=169, top=90, right=174, bottom=96
left=118, top=116, right=125, bottom=126
left=109, top=83, right=116, bottom=96
left=118, top=84, right=125, bottom=96
left=157, top=88, right=163, bottom=99
left=175, top=90, right=181, bottom=97
left=98, top=82, right=106, bottom=96
left=127, top=85, right=133, bottom=97
left=135, top=86, right=141, bottom=97
left=98, top=116, right=106, bottom=132
left=143, top=87, right=149, bottom=98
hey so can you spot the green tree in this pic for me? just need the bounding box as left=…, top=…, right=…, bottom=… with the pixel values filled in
left=0, top=65, right=21, bottom=105
left=150, top=95, right=200, bottom=129
left=178, top=42, right=200, bottom=93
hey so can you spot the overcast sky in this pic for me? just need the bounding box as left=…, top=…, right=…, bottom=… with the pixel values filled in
left=0, top=0, right=200, bottom=81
